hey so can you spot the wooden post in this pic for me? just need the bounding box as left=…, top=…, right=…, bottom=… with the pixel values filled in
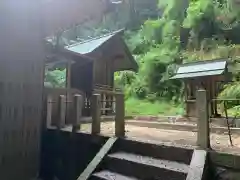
left=115, top=93, right=125, bottom=137
left=57, top=95, right=66, bottom=129
left=46, top=95, right=53, bottom=128
left=91, top=94, right=101, bottom=135
left=103, top=93, right=106, bottom=115
left=72, top=94, right=83, bottom=133
left=196, top=90, right=210, bottom=149
left=65, top=61, right=71, bottom=89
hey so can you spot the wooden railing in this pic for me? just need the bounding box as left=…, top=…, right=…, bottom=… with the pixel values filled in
left=82, top=85, right=121, bottom=117
left=46, top=91, right=125, bottom=137
left=93, top=88, right=119, bottom=116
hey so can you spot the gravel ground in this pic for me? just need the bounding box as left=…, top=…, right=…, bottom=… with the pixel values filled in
left=78, top=121, right=240, bottom=155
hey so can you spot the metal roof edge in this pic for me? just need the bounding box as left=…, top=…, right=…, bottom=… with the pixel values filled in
left=181, top=58, right=229, bottom=67
left=176, top=68, right=226, bottom=75
left=170, top=69, right=225, bottom=79
left=65, top=29, right=125, bottom=49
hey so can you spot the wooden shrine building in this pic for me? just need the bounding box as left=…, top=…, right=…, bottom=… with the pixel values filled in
left=45, top=29, right=138, bottom=118
left=171, top=59, right=231, bottom=117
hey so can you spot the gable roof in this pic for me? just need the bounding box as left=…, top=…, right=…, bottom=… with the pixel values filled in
left=46, top=29, right=138, bottom=72
left=65, top=29, right=124, bottom=55
left=171, top=59, right=228, bottom=79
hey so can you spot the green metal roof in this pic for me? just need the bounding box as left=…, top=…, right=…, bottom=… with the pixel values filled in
left=171, top=59, right=227, bottom=79
left=46, top=29, right=138, bottom=72
left=65, top=29, right=123, bottom=55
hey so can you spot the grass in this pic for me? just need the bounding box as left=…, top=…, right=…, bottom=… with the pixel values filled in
left=125, top=98, right=240, bottom=117
left=125, top=98, right=185, bottom=116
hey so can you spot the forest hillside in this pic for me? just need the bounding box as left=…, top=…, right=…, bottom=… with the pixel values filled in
left=45, top=0, right=240, bottom=116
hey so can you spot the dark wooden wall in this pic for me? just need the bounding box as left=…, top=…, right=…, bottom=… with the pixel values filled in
left=93, top=58, right=114, bottom=87
left=40, top=130, right=108, bottom=180
left=185, top=75, right=226, bottom=117
left=0, top=1, right=44, bottom=179
left=71, top=61, right=93, bottom=96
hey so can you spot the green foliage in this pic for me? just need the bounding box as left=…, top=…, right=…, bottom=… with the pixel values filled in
left=46, top=0, right=240, bottom=115
left=183, top=0, right=213, bottom=28
left=125, top=98, right=185, bottom=116
left=219, top=81, right=240, bottom=99
left=45, top=69, right=66, bottom=88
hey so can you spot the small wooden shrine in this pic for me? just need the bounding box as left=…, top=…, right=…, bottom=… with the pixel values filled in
left=45, top=29, right=138, bottom=117
left=171, top=59, right=231, bottom=117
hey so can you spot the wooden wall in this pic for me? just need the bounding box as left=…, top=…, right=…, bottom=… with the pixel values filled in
left=185, top=75, right=226, bottom=117
left=0, top=1, right=44, bottom=179
left=71, top=61, right=93, bottom=95
left=93, top=58, right=114, bottom=88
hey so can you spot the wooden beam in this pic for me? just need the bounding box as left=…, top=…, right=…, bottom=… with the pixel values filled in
left=46, top=95, right=53, bottom=128
left=186, top=150, right=207, bottom=180
left=57, top=95, right=66, bottom=129
left=91, top=94, right=101, bottom=135
left=115, top=93, right=125, bottom=137
left=66, top=61, right=71, bottom=89
left=77, top=137, right=117, bottom=180
left=72, top=94, right=83, bottom=133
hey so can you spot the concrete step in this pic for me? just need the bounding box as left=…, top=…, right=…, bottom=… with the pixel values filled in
left=90, top=170, right=139, bottom=180
left=111, top=138, right=193, bottom=165
left=108, top=152, right=189, bottom=173
left=100, top=152, right=188, bottom=180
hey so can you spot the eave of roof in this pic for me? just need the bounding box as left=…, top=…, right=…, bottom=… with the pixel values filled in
left=171, top=70, right=225, bottom=79
left=171, top=59, right=228, bottom=79
left=64, top=29, right=124, bottom=55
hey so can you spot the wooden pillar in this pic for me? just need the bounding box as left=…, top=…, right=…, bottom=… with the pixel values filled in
left=57, top=95, right=66, bottom=129
left=72, top=94, right=83, bottom=133
left=66, top=61, right=71, bottom=89
left=103, top=93, right=106, bottom=115
left=184, top=81, right=189, bottom=117
left=115, top=93, right=125, bottom=137
left=91, top=94, right=101, bottom=135
left=196, top=90, right=210, bottom=149
left=46, top=95, right=53, bottom=128
left=68, top=94, right=82, bottom=179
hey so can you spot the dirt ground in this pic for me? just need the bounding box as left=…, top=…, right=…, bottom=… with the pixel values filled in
left=79, top=121, right=240, bottom=155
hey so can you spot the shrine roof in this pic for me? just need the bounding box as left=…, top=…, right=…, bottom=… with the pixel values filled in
left=171, top=59, right=228, bottom=79
left=65, top=29, right=124, bottom=55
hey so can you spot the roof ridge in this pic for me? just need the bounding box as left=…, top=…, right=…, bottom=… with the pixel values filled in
left=177, top=69, right=225, bottom=75
left=182, top=58, right=229, bottom=66
left=66, top=29, right=124, bottom=48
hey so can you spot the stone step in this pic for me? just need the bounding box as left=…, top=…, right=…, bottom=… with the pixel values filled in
left=111, top=138, right=193, bottom=164
left=101, top=152, right=187, bottom=180
left=108, top=152, right=189, bottom=173
left=90, top=170, right=139, bottom=180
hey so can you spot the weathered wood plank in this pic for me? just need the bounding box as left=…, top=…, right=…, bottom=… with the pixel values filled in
left=77, top=137, right=117, bottom=180
left=186, top=149, right=207, bottom=180
left=91, top=94, right=101, bottom=135
left=115, top=93, right=125, bottom=137
left=57, top=95, right=66, bottom=129
left=46, top=95, right=53, bottom=128
left=72, top=94, right=83, bottom=133
left=0, top=1, right=44, bottom=179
